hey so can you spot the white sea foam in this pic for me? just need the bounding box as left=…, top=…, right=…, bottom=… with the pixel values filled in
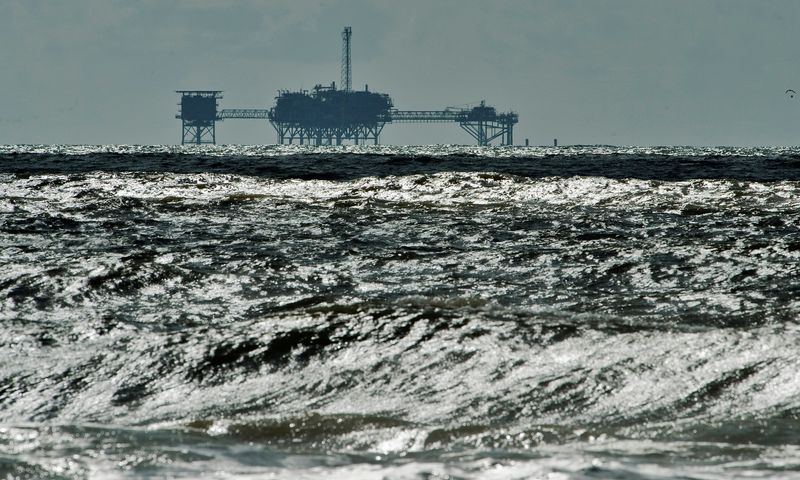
left=3, top=146, right=800, bottom=478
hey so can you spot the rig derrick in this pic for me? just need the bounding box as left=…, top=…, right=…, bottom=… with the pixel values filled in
left=267, top=27, right=392, bottom=146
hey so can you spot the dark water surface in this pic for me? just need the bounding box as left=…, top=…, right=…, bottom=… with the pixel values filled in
left=2, top=145, right=800, bottom=479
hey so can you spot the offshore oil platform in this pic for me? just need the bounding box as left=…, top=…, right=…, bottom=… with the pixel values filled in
left=177, top=27, right=518, bottom=146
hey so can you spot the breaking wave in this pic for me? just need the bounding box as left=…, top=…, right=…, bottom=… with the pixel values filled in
left=2, top=145, right=800, bottom=479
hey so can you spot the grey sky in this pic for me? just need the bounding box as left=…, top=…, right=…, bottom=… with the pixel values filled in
left=1, top=0, right=799, bottom=146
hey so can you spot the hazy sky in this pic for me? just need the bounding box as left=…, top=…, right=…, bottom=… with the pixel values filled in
left=2, top=0, right=800, bottom=146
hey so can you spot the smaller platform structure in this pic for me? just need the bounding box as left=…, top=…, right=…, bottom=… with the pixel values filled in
left=390, top=102, right=518, bottom=146
left=176, top=91, right=221, bottom=145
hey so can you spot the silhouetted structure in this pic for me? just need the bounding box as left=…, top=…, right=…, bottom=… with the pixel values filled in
left=176, top=91, right=221, bottom=145
left=342, top=27, right=352, bottom=92
left=266, top=27, right=393, bottom=145
left=390, top=102, right=517, bottom=146
left=268, top=83, right=393, bottom=145
left=176, top=28, right=519, bottom=146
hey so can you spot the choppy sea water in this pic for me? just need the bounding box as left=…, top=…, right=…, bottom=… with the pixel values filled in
left=2, top=144, right=800, bottom=479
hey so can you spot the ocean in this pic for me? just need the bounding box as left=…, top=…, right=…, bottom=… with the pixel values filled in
left=2, top=144, right=800, bottom=479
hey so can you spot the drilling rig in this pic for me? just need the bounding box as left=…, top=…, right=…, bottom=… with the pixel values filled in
left=185, top=27, right=519, bottom=146
left=266, top=26, right=393, bottom=145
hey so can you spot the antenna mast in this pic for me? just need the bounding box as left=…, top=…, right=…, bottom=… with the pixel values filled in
left=341, top=27, right=352, bottom=92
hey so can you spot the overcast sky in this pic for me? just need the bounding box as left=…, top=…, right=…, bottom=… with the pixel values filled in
left=2, top=0, right=800, bottom=146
